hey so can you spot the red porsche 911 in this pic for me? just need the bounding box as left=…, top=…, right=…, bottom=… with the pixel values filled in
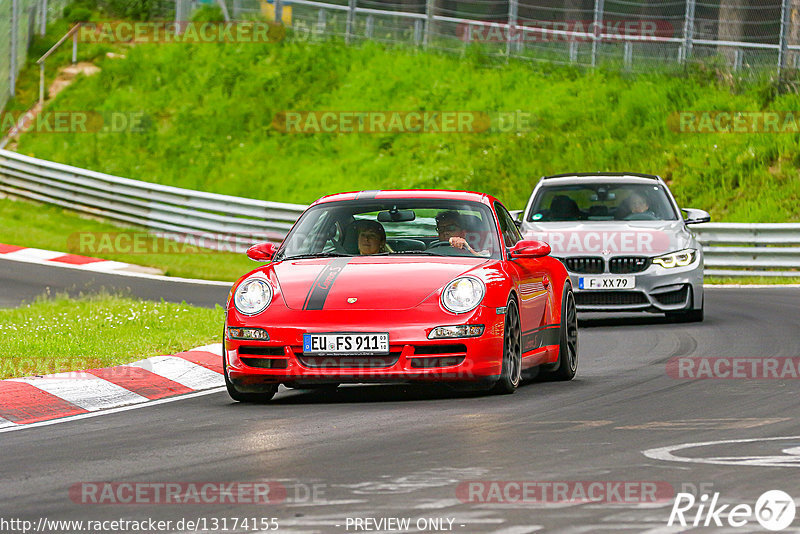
left=223, top=190, right=577, bottom=402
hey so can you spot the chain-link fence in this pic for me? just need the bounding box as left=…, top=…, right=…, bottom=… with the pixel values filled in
left=213, top=0, right=800, bottom=75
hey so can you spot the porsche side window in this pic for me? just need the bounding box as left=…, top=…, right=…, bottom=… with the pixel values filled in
left=495, top=203, right=521, bottom=247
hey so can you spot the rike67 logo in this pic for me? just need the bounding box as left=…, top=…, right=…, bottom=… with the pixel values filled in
left=668, top=490, right=796, bottom=531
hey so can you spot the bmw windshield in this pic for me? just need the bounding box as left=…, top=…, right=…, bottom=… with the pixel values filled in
left=529, top=183, right=679, bottom=222
left=274, top=199, right=502, bottom=261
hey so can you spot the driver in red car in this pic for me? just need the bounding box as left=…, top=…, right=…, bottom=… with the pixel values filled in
left=434, top=210, right=490, bottom=257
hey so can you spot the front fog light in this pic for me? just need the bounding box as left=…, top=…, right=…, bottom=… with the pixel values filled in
left=227, top=327, right=269, bottom=340
left=428, top=325, right=485, bottom=339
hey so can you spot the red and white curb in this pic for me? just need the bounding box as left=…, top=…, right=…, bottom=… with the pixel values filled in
left=0, top=243, right=162, bottom=275
left=0, top=343, right=224, bottom=430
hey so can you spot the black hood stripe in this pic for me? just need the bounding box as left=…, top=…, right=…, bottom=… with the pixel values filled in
left=303, top=257, right=352, bottom=310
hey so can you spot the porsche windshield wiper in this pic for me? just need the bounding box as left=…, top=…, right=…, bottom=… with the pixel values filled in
left=279, top=252, right=352, bottom=261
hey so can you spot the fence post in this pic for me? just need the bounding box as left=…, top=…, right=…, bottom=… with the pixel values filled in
left=682, top=0, right=695, bottom=63
left=10, top=0, right=19, bottom=97
left=39, top=0, right=48, bottom=35
left=591, top=0, right=604, bottom=67
left=506, top=0, right=518, bottom=57
left=778, top=0, right=791, bottom=76
left=345, top=0, right=356, bottom=44
left=72, top=28, right=77, bottom=63
left=414, top=18, right=422, bottom=45
left=275, top=0, right=283, bottom=25
left=423, top=0, right=434, bottom=48
left=317, top=8, right=327, bottom=38
left=569, top=40, right=578, bottom=63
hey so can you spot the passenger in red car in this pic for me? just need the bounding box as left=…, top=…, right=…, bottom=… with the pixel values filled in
left=356, top=220, right=390, bottom=255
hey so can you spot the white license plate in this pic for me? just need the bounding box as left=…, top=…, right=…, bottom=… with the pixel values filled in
left=578, top=276, right=636, bottom=290
left=303, top=333, right=389, bottom=355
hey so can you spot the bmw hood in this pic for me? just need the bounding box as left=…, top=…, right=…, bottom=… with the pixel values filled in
left=273, top=256, right=490, bottom=311
left=522, top=221, right=695, bottom=257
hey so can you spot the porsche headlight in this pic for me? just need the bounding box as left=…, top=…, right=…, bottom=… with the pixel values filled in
left=233, top=276, right=273, bottom=315
left=441, top=276, right=485, bottom=314
left=652, top=248, right=697, bottom=269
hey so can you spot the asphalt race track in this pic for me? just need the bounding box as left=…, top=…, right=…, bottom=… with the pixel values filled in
left=2, top=260, right=800, bottom=533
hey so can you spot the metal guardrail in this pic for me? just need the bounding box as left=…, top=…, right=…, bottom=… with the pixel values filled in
left=1, top=149, right=799, bottom=276
left=693, top=223, right=800, bottom=277
left=0, top=149, right=306, bottom=250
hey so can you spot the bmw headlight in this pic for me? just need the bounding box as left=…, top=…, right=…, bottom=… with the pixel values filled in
left=652, top=248, right=697, bottom=269
left=441, top=276, right=485, bottom=314
left=233, top=276, right=273, bottom=315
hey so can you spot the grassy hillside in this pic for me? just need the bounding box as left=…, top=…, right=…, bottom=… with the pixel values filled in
left=13, top=38, right=800, bottom=221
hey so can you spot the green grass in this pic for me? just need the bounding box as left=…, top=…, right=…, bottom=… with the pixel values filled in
left=10, top=39, right=800, bottom=221
left=705, top=275, right=800, bottom=285
left=0, top=196, right=258, bottom=280
left=0, top=292, right=223, bottom=379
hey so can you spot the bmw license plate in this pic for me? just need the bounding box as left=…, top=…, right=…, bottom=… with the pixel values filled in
left=578, top=276, right=636, bottom=290
left=303, top=333, right=389, bottom=355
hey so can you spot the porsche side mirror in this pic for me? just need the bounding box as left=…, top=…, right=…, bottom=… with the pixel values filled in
left=246, top=242, right=277, bottom=262
left=682, top=208, right=711, bottom=225
left=509, top=240, right=551, bottom=258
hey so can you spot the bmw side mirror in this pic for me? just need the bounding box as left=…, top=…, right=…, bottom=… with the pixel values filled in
left=509, top=240, right=551, bottom=258
left=246, top=242, right=277, bottom=262
left=682, top=208, right=711, bottom=225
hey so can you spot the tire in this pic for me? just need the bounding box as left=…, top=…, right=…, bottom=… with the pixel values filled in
left=493, top=297, right=522, bottom=394
left=223, top=349, right=278, bottom=403
left=544, top=284, right=578, bottom=381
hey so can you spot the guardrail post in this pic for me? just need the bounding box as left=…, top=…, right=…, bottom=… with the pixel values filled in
left=366, top=14, right=374, bottom=39
left=569, top=40, right=578, bottom=63
left=506, top=0, right=518, bottom=57
left=39, top=62, right=45, bottom=105
left=317, top=9, right=326, bottom=38
left=733, top=48, right=743, bottom=71
left=345, top=0, right=356, bottom=44
left=423, top=0, right=434, bottom=49
left=778, top=0, right=791, bottom=76
left=591, top=0, right=604, bottom=67
left=623, top=40, right=632, bottom=70
left=682, top=0, right=695, bottom=64
left=72, top=30, right=77, bottom=63
left=414, top=18, right=422, bottom=45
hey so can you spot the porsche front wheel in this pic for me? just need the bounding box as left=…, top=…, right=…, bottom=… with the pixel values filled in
left=493, top=297, right=522, bottom=394
left=544, top=285, right=578, bottom=381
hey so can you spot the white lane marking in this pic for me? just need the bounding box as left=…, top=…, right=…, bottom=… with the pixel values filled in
left=0, top=255, right=231, bottom=286
left=0, top=387, right=226, bottom=434
left=0, top=416, right=18, bottom=429
left=643, top=435, right=800, bottom=467
left=489, top=527, right=543, bottom=534
left=9, top=374, right=149, bottom=411
left=190, top=343, right=223, bottom=356
left=3, top=247, right=64, bottom=261
left=127, top=356, right=223, bottom=389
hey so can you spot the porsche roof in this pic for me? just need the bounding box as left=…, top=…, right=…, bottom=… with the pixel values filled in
left=313, top=189, right=498, bottom=205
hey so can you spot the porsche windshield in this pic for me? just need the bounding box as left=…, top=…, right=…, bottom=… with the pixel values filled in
left=529, top=183, right=679, bottom=222
left=275, top=199, right=501, bottom=260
